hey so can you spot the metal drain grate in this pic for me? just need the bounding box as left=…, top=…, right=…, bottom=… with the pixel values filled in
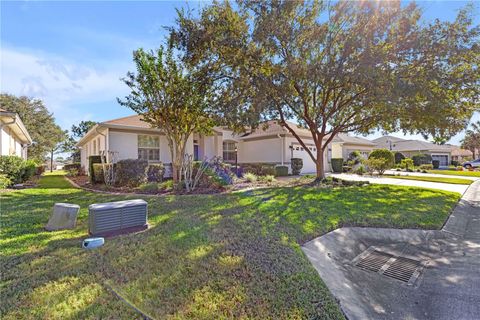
left=353, top=247, right=425, bottom=285
left=383, top=256, right=421, bottom=283
left=356, top=250, right=394, bottom=272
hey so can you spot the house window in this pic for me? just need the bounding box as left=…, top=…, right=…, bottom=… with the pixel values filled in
left=138, top=135, right=160, bottom=161
left=223, top=141, right=237, bottom=162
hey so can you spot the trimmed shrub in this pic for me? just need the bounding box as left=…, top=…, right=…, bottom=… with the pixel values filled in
left=244, top=172, right=258, bottom=183
left=291, top=158, right=303, bottom=175
left=138, top=182, right=159, bottom=193
left=451, top=160, right=459, bottom=167
left=22, top=159, right=37, bottom=181
left=261, top=165, right=276, bottom=176
left=419, top=164, right=433, bottom=170
left=0, top=174, right=11, bottom=189
left=412, top=153, right=432, bottom=166
left=147, top=163, right=165, bottom=182
left=88, top=155, right=104, bottom=183
left=369, top=149, right=394, bottom=167
left=364, top=157, right=391, bottom=175
left=331, top=158, right=344, bottom=173
left=394, top=152, right=405, bottom=164
left=0, top=155, right=26, bottom=184
left=115, top=159, right=148, bottom=187
left=275, top=165, right=288, bottom=177
left=64, top=163, right=81, bottom=172
left=92, top=164, right=105, bottom=183
left=432, top=160, right=440, bottom=169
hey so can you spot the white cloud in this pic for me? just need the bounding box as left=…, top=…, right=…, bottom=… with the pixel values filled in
left=0, top=46, right=130, bottom=129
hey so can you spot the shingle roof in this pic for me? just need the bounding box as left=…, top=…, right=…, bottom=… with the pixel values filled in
left=336, top=133, right=375, bottom=146
left=374, top=136, right=452, bottom=152
left=239, top=120, right=313, bottom=139
left=103, top=114, right=151, bottom=128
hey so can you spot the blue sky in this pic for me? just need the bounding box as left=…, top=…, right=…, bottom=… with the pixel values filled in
left=1, top=0, right=478, bottom=145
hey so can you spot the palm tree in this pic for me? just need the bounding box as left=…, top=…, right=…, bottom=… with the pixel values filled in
left=461, top=120, right=480, bottom=159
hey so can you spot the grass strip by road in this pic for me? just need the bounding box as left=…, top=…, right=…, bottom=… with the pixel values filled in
left=386, top=174, right=473, bottom=185
left=427, top=170, right=480, bottom=178
left=0, top=172, right=460, bottom=319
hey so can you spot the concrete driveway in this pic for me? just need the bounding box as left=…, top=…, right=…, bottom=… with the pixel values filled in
left=329, top=173, right=471, bottom=194
left=303, top=180, right=480, bottom=320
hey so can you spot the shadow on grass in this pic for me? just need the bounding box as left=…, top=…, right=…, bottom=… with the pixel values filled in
left=0, top=174, right=460, bottom=319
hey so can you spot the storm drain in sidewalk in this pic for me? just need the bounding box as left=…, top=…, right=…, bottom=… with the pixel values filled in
left=352, top=247, right=426, bottom=285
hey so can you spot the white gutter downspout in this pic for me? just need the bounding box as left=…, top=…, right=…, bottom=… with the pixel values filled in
left=277, top=134, right=284, bottom=165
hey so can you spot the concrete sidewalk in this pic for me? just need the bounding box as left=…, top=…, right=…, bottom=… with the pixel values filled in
left=329, top=173, right=470, bottom=194
left=383, top=170, right=479, bottom=181
left=303, top=180, right=480, bottom=320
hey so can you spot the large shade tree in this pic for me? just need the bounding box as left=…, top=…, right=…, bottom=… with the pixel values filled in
left=171, top=0, right=480, bottom=180
left=0, top=94, right=65, bottom=162
left=118, top=46, right=216, bottom=185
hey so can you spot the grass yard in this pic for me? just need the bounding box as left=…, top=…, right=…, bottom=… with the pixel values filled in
left=386, top=175, right=473, bottom=185
left=0, top=172, right=460, bottom=319
left=427, top=170, right=480, bottom=177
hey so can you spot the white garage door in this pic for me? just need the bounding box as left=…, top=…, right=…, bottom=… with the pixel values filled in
left=292, top=144, right=317, bottom=174
left=432, top=155, right=448, bottom=167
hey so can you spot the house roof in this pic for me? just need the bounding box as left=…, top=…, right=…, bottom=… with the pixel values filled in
left=450, top=147, right=473, bottom=157
left=336, top=133, right=375, bottom=146
left=76, top=114, right=223, bottom=147
left=373, top=136, right=452, bottom=153
left=0, top=108, right=33, bottom=144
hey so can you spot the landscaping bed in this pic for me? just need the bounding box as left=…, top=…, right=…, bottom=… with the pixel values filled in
left=1, top=173, right=460, bottom=319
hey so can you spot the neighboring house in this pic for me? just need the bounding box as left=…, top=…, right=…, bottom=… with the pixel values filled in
left=0, top=108, right=32, bottom=159
left=331, top=134, right=375, bottom=160
left=373, top=136, right=452, bottom=167
left=449, top=146, right=473, bottom=163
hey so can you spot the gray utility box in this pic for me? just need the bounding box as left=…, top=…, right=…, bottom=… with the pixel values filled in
left=88, top=199, right=148, bottom=236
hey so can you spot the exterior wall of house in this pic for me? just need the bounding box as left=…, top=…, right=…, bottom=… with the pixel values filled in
left=342, top=144, right=373, bottom=159
left=0, top=126, right=26, bottom=159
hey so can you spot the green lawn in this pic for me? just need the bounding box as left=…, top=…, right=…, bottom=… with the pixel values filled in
left=386, top=175, right=473, bottom=185
left=427, top=170, right=480, bottom=177
left=0, top=173, right=460, bottom=319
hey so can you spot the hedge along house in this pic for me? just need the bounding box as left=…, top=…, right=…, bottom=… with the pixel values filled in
left=331, top=134, right=376, bottom=160
left=76, top=115, right=225, bottom=176
left=0, top=108, right=32, bottom=159
left=372, top=136, right=453, bottom=167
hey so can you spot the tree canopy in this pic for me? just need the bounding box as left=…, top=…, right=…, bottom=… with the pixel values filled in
left=118, top=45, right=216, bottom=185
left=71, top=120, right=96, bottom=138
left=171, top=0, right=480, bottom=179
left=0, top=93, right=66, bottom=162
left=461, top=120, right=480, bottom=158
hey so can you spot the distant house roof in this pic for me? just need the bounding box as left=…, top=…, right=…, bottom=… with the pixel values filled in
left=336, top=133, right=375, bottom=146
left=450, top=147, right=473, bottom=157
left=373, top=136, right=452, bottom=153
left=0, top=108, right=33, bottom=144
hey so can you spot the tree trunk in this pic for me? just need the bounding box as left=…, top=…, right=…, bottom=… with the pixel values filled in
left=315, top=147, right=325, bottom=181
left=50, top=150, right=54, bottom=173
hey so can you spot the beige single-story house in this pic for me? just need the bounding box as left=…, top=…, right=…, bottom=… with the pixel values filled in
left=77, top=115, right=376, bottom=175
left=0, top=108, right=32, bottom=159
left=331, top=134, right=375, bottom=160
left=373, top=136, right=452, bottom=167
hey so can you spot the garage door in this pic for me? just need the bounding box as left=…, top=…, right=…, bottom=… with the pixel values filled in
left=432, top=155, right=448, bottom=167
left=292, top=144, right=317, bottom=174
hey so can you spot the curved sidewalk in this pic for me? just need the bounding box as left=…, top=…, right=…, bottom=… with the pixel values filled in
left=303, top=180, right=480, bottom=320
left=329, top=173, right=471, bottom=194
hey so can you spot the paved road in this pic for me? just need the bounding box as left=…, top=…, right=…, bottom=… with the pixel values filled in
left=329, top=173, right=471, bottom=194
left=303, top=180, right=480, bottom=320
